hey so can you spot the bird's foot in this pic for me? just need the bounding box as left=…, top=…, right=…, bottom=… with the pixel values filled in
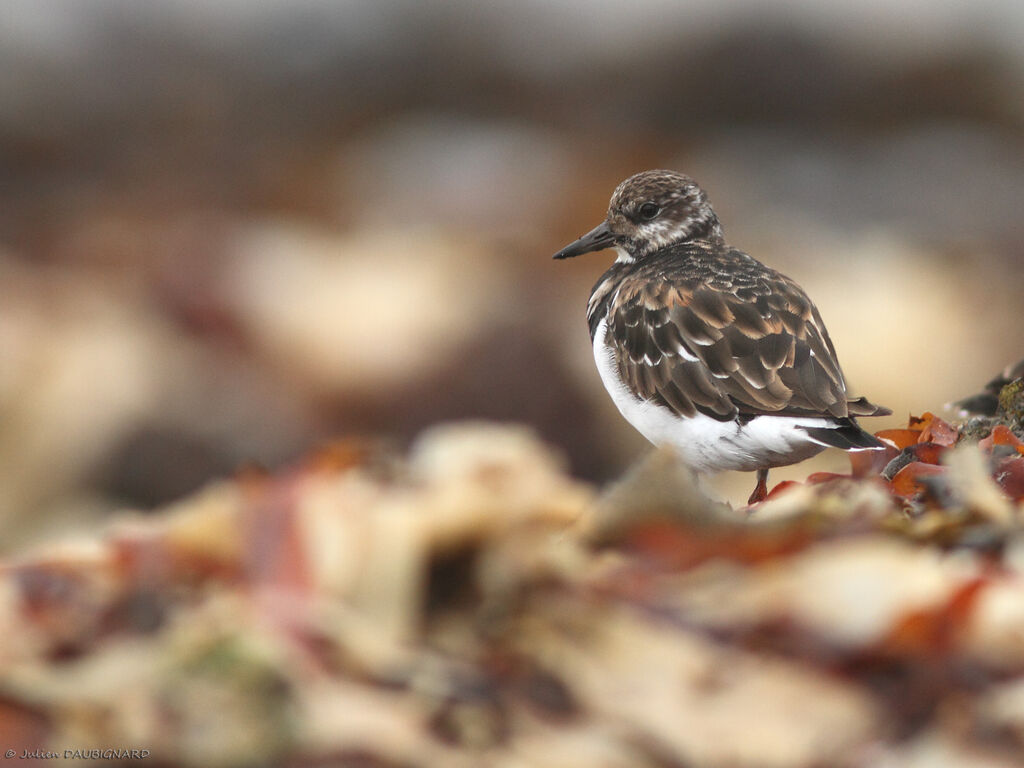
left=747, top=468, right=769, bottom=506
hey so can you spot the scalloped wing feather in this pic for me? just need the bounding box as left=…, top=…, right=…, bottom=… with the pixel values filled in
left=596, top=245, right=889, bottom=422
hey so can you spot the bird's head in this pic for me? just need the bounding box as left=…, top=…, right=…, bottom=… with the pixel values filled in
left=553, top=169, right=723, bottom=262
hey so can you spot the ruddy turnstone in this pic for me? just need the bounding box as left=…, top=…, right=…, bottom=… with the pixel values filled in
left=554, top=169, right=891, bottom=503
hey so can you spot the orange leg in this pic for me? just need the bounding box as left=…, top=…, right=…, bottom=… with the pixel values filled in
left=747, top=468, right=769, bottom=505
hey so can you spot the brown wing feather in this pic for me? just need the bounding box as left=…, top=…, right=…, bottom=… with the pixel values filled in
left=602, top=247, right=884, bottom=421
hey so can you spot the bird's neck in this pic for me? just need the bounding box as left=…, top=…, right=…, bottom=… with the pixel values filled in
left=687, top=214, right=724, bottom=244
left=628, top=218, right=725, bottom=259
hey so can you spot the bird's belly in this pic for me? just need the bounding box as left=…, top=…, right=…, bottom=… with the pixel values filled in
left=592, top=320, right=827, bottom=473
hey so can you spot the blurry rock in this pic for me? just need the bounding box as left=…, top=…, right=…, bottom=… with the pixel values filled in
left=779, top=536, right=972, bottom=650
left=224, top=223, right=504, bottom=394
left=161, top=614, right=295, bottom=768
left=0, top=258, right=164, bottom=544
left=410, top=421, right=566, bottom=487
left=93, top=426, right=246, bottom=509
left=298, top=422, right=591, bottom=642
left=943, top=445, right=1015, bottom=524
left=999, top=377, right=1024, bottom=430
left=870, top=730, right=1024, bottom=768
left=977, top=677, right=1024, bottom=753
left=7, top=416, right=1024, bottom=765
left=952, top=358, right=1024, bottom=418
left=300, top=678, right=475, bottom=768
left=964, top=577, right=1024, bottom=671
left=558, top=609, right=878, bottom=768
left=409, top=421, right=591, bottom=531
left=586, top=446, right=734, bottom=545
left=660, top=535, right=972, bottom=652
left=754, top=474, right=895, bottom=523
left=0, top=251, right=320, bottom=544
left=337, top=115, right=571, bottom=235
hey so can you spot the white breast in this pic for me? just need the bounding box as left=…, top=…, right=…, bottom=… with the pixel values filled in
left=592, top=318, right=829, bottom=473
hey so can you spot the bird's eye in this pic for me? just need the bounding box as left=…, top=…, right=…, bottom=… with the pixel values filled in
left=638, top=202, right=660, bottom=221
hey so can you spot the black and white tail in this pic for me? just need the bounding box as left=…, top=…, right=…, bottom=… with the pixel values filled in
left=800, top=417, right=887, bottom=451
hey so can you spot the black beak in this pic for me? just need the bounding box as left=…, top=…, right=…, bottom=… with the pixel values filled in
left=552, top=222, right=617, bottom=259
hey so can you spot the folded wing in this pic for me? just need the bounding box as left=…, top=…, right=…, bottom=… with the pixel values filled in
left=604, top=249, right=890, bottom=423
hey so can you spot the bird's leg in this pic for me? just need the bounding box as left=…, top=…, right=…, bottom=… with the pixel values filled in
left=747, top=468, right=769, bottom=505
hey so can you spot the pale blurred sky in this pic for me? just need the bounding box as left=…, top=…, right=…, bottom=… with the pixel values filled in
left=4, top=0, right=1024, bottom=65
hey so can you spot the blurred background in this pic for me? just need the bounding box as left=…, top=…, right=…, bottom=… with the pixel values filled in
left=2, top=0, right=1022, bottom=548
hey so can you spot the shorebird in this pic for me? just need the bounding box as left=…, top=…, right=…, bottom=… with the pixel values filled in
left=554, top=169, right=891, bottom=503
